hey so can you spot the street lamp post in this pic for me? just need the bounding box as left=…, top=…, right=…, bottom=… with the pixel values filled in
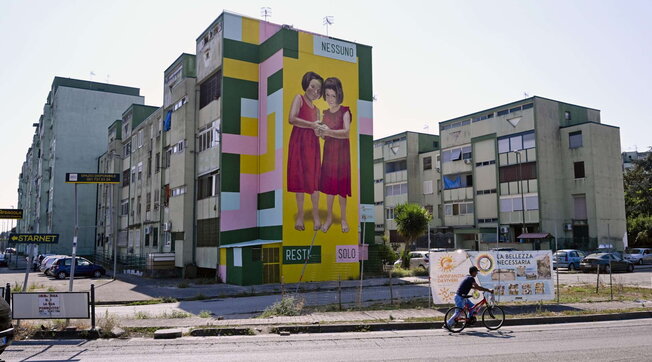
left=512, top=150, right=526, bottom=236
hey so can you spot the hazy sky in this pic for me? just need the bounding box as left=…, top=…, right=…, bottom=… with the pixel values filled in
left=1, top=0, right=651, bottom=211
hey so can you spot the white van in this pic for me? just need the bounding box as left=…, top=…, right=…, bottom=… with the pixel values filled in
left=624, top=248, right=652, bottom=265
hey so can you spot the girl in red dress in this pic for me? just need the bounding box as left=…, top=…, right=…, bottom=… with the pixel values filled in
left=318, top=77, right=352, bottom=233
left=287, top=71, right=325, bottom=231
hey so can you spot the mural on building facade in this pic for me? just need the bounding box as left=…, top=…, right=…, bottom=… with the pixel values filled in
left=217, top=12, right=373, bottom=284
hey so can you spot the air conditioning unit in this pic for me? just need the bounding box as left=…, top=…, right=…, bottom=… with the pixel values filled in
left=144, top=226, right=152, bottom=234
left=464, top=159, right=472, bottom=164
left=162, top=222, right=172, bottom=232
left=564, top=223, right=573, bottom=231
left=499, top=226, right=510, bottom=234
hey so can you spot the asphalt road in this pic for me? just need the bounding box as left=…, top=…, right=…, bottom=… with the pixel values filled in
left=4, top=319, right=651, bottom=361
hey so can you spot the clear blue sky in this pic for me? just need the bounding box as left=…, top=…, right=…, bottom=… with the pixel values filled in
left=1, top=0, right=650, bottom=210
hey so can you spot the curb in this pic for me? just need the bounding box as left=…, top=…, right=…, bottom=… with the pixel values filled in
left=271, top=311, right=652, bottom=334
left=20, top=311, right=652, bottom=339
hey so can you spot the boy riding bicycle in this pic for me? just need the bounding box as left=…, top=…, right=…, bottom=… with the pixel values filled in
left=445, top=266, right=494, bottom=328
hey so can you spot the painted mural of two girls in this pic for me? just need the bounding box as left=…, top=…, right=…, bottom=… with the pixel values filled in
left=287, top=71, right=352, bottom=234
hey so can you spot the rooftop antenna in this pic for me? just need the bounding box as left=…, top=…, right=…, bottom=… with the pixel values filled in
left=90, top=71, right=96, bottom=81
left=523, top=92, right=529, bottom=98
left=106, top=74, right=111, bottom=84
left=424, top=124, right=430, bottom=133
left=261, top=7, right=272, bottom=22
left=323, top=16, right=334, bottom=36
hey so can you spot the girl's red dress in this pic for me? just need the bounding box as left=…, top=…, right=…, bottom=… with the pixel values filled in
left=319, top=106, right=352, bottom=197
left=287, top=97, right=321, bottom=193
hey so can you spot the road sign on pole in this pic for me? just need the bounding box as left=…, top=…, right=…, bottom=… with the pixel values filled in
left=0, top=209, right=23, bottom=219
left=65, top=173, right=120, bottom=184
left=9, top=233, right=60, bottom=244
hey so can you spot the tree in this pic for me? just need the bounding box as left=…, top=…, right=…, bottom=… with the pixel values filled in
left=624, top=150, right=652, bottom=246
left=393, top=203, right=432, bottom=269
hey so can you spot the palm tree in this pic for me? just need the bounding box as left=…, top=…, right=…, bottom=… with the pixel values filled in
left=394, top=203, right=432, bottom=269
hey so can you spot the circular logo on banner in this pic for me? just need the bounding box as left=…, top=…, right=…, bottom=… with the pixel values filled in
left=439, top=255, right=455, bottom=272
left=476, top=253, right=494, bottom=274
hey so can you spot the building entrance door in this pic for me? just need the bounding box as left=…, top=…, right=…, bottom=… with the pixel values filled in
left=262, top=247, right=280, bottom=284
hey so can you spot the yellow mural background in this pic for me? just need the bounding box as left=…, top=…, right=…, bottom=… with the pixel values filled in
left=282, top=31, right=361, bottom=282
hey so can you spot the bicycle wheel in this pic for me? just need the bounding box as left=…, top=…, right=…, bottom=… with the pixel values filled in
left=482, top=305, right=505, bottom=330
left=443, top=307, right=468, bottom=333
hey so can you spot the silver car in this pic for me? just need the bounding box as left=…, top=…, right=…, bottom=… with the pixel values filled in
left=624, top=248, right=652, bottom=265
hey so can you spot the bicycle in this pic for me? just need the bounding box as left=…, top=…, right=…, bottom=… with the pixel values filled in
left=443, top=292, right=505, bottom=333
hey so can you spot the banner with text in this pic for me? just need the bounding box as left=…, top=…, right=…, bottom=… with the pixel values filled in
left=429, top=250, right=554, bottom=304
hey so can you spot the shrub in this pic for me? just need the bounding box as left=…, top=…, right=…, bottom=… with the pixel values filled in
left=258, top=296, right=304, bottom=318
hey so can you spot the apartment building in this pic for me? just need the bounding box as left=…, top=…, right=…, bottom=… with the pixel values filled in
left=622, top=150, right=650, bottom=171
left=373, top=132, right=442, bottom=248
left=96, top=104, right=160, bottom=267
left=438, top=96, right=626, bottom=251
left=16, top=77, right=144, bottom=256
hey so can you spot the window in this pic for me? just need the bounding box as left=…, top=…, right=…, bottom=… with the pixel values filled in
left=137, top=162, right=143, bottom=181
left=152, top=227, right=158, bottom=247
left=569, top=131, right=582, bottom=149
left=154, top=189, right=160, bottom=210
left=120, top=199, right=129, bottom=216
left=444, top=202, right=474, bottom=216
left=123, top=141, right=131, bottom=156
left=172, top=140, right=185, bottom=154
left=443, top=173, right=472, bottom=189
left=423, top=156, right=432, bottom=170
left=499, top=162, right=537, bottom=183
left=171, top=186, right=187, bottom=197
left=498, top=131, right=535, bottom=153
left=385, top=182, right=408, bottom=196
left=197, top=217, right=219, bottom=247
left=574, top=161, right=585, bottom=178
left=122, top=170, right=130, bottom=187
left=200, top=70, right=222, bottom=109
left=155, top=152, right=161, bottom=173
left=525, top=195, right=539, bottom=210
left=131, top=167, right=136, bottom=184
left=197, top=120, right=220, bottom=152
left=564, top=111, right=571, bottom=120
left=442, top=146, right=471, bottom=163
left=147, top=156, right=152, bottom=177
left=385, top=208, right=395, bottom=220
left=138, top=130, right=144, bottom=148
left=573, top=194, right=587, bottom=219
left=136, top=196, right=141, bottom=216
left=198, top=172, right=219, bottom=200
left=385, top=160, right=407, bottom=173
left=163, top=148, right=172, bottom=168
left=146, top=192, right=151, bottom=212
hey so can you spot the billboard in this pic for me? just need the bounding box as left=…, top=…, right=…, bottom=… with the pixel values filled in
left=430, top=250, right=554, bottom=304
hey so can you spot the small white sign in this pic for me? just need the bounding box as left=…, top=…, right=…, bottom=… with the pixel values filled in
left=12, top=292, right=89, bottom=319
left=313, top=36, right=357, bottom=63
left=68, top=173, right=78, bottom=182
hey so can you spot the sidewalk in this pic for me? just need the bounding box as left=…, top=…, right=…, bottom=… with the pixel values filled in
left=110, top=299, right=651, bottom=330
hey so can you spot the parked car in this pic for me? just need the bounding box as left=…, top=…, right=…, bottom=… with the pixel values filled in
left=624, top=248, right=652, bottom=265
left=580, top=253, right=634, bottom=273
left=553, top=249, right=587, bottom=271
left=50, top=257, right=106, bottom=280
left=0, top=298, right=13, bottom=357
left=0, top=253, right=6, bottom=267
left=490, top=247, right=518, bottom=252
left=3, top=248, right=15, bottom=255
left=40, top=255, right=67, bottom=275
left=393, top=251, right=430, bottom=270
